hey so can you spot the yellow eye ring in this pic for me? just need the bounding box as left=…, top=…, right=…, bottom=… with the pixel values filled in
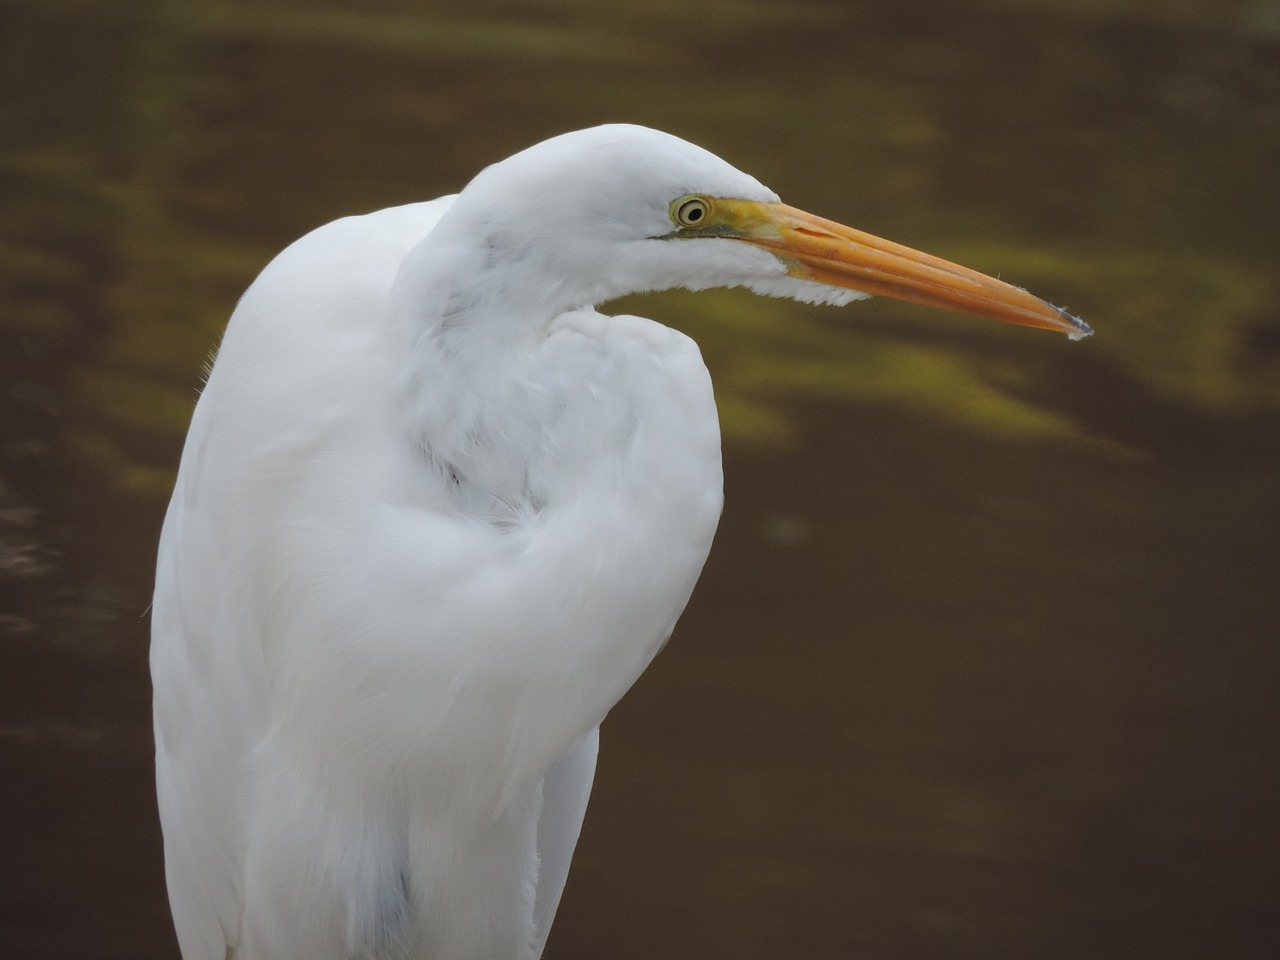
left=673, top=196, right=712, bottom=228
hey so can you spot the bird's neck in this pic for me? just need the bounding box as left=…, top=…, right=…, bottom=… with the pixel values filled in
left=388, top=234, right=568, bottom=497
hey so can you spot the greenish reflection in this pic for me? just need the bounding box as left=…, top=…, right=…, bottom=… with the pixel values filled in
left=5, top=0, right=1277, bottom=496
left=1, top=1, right=1278, bottom=958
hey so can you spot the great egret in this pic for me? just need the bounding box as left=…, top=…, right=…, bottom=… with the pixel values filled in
left=151, top=123, right=1089, bottom=960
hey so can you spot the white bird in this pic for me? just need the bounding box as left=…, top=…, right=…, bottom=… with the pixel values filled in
left=150, top=123, right=1089, bottom=960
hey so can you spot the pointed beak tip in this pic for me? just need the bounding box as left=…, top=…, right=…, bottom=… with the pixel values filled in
left=1059, top=311, right=1093, bottom=341
left=722, top=200, right=1096, bottom=341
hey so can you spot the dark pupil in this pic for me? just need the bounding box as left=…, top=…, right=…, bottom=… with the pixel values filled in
left=685, top=204, right=703, bottom=222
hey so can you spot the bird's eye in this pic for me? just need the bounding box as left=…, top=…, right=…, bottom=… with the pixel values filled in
left=673, top=196, right=711, bottom=228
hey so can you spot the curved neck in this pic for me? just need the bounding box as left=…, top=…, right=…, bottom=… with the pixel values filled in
left=388, top=232, right=564, bottom=498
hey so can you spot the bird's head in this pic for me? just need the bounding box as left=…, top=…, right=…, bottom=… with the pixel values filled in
left=434, top=124, right=1091, bottom=339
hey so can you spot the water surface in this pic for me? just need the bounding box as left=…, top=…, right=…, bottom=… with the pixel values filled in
left=2, top=1, right=1278, bottom=957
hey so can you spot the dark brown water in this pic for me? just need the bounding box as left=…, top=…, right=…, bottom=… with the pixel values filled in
left=3, top=1, right=1279, bottom=957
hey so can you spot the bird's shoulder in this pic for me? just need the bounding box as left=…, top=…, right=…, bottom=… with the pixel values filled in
left=190, top=199, right=456, bottom=479
left=545, top=308, right=712, bottom=406
left=550, top=307, right=696, bottom=353
left=239, top=197, right=456, bottom=335
left=520, top=308, right=720, bottom=510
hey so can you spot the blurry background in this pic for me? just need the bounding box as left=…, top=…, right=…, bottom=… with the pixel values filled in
left=2, top=0, right=1278, bottom=957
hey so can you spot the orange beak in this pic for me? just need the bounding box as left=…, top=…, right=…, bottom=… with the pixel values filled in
left=693, top=198, right=1091, bottom=339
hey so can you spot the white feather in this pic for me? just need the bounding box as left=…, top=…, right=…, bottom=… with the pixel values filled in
left=152, top=124, right=887, bottom=960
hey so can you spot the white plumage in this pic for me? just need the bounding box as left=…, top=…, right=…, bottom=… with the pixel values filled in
left=151, top=124, right=1088, bottom=960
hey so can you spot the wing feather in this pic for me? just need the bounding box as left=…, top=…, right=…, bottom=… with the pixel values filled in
left=531, top=727, right=599, bottom=958
left=150, top=198, right=454, bottom=959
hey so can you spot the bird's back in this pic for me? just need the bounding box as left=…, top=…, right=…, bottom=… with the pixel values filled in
left=151, top=198, right=454, bottom=960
